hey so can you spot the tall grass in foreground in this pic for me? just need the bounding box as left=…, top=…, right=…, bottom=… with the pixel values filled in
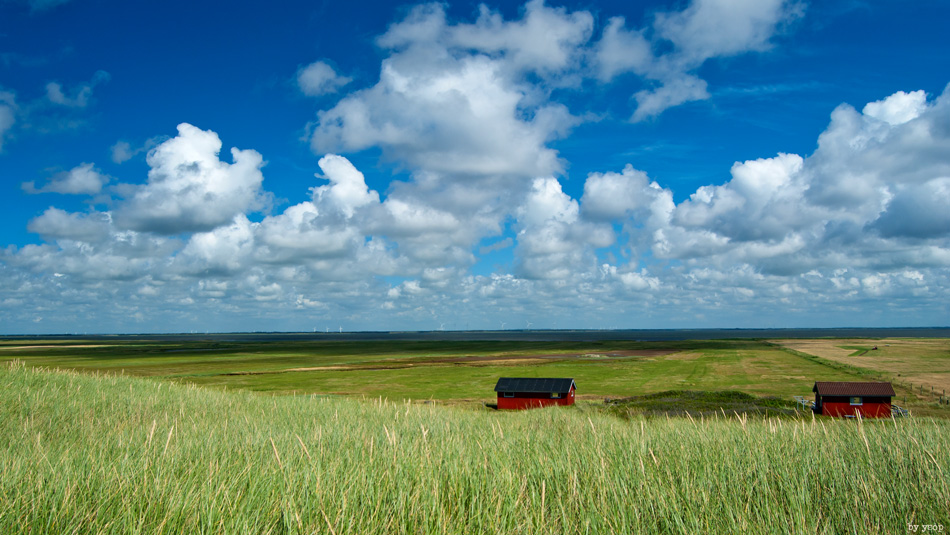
left=1, top=363, right=947, bottom=534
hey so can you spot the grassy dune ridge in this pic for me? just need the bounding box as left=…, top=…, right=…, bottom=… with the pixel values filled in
left=2, top=363, right=949, bottom=534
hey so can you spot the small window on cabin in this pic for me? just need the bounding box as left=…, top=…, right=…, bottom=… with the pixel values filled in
left=551, top=392, right=561, bottom=399
left=850, top=396, right=862, bottom=405
left=503, top=392, right=514, bottom=398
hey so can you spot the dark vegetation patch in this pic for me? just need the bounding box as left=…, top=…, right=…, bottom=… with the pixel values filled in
left=841, top=345, right=879, bottom=356
left=604, top=390, right=802, bottom=419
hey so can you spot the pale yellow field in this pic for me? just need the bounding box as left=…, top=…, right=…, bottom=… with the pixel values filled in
left=772, top=338, right=950, bottom=398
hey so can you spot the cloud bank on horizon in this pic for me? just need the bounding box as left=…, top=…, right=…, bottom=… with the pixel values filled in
left=0, top=0, right=948, bottom=332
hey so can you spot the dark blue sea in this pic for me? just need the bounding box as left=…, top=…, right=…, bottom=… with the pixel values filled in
left=12, top=327, right=949, bottom=342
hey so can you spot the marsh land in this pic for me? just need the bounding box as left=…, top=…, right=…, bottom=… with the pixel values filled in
left=2, top=335, right=947, bottom=413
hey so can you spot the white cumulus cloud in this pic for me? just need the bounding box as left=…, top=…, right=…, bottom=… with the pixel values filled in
left=297, top=61, right=351, bottom=97
left=310, top=2, right=583, bottom=180
left=22, top=162, right=109, bottom=195
left=654, top=0, right=802, bottom=63
left=312, top=154, right=380, bottom=218
left=516, top=177, right=612, bottom=279
left=27, top=208, right=112, bottom=242
left=636, top=85, right=950, bottom=279
left=862, top=90, right=927, bottom=126
left=446, top=0, right=593, bottom=80
left=114, top=123, right=268, bottom=235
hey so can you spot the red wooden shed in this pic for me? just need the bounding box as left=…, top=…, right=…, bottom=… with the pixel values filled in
left=494, top=378, right=576, bottom=410
left=812, top=382, right=895, bottom=418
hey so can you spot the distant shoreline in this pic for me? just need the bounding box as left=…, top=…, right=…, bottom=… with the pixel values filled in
left=3, top=327, right=949, bottom=342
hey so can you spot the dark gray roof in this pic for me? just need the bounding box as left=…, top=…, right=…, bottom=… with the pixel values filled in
left=494, top=377, right=575, bottom=393
left=813, top=382, right=895, bottom=397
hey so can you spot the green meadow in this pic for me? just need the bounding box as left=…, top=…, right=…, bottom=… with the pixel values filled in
left=2, top=361, right=948, bottom=534
left=2, top=337, right=947, bottom=415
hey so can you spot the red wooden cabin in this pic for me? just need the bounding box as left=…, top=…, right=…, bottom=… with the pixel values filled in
left=494, top=378, right=576, bottom=410
left=812, top=382, right=895, bottom=418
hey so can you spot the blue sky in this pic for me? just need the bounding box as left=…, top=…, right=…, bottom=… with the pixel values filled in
left=1, top=0, right=948, bottom=333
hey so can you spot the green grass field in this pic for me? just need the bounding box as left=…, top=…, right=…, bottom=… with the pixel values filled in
left=2, top=362, right=948, bottom=534
left=3, top=337, right=947, bottom=416
left=773, top=338, right=950, bottom=405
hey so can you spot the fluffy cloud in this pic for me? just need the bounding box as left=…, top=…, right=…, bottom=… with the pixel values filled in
left=311, top=55, right=572, bottom=179
left=653, top=0, right=801, bottom=63
left=164, top=153, right=404, bottom=280
left=297, top=61, right=351, bottom=97
left=310, top=2, right=586, bottom=180
left=582, top=164, right=658, bottom=220
left=632, top=75, right=710, bottom=122
left=114, top=123, right=268, bottom=235
left=306, top=0, right=606, bottom=280
left=445, top=0, right=593, bottom=79
left=580, top=164, right=674, bottom=263
left=595, top=0, right=803, bottom=120
left=862, top=90, right=927, bottom=125
left=310, top=0, right=805, bottom=180
left=313, top=0, right=802, bottom=179
left=515, top=177, right=612, bottom=279
left=27, top=208, right=112, bottom=242
left=45, top=71, right=110, bottom=108
left=311, top=154, right=379, bottom=218
left=176, top=216, right=256, bottom=276
left=5, top=85, right=948, bottom=331
left=871, top=178, right=950, bottom=239
left=22, top=162, right=109, bottom=194
left=672, top=153, right=806, bottom=244
left=256, top=202, right=358, bottom=262
left=592, top=17, right=652, bottom=83
left=636, top=85, right=950, bottom=280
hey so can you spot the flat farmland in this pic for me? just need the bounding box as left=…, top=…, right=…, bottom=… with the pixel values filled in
left=772, top=338, right=950, bottom=401
left=3, top=337, right=945, bottom=414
